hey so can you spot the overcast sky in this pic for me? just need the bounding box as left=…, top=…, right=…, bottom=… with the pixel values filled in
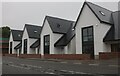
left=2, top=0, right=119, bottom=30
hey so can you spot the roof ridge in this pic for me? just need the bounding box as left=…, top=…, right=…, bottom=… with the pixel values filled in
left=25, top=24, right=42, bottom=27
left=46, top=15, right=75, bottom=22
left=11, top=29, right=23, bottom=32
left=112, top=11, right=120, bottom=13
left=86, top=1, right=113, bottom=12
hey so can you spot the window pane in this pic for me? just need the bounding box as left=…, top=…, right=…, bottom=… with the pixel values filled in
left=88, top=27, right=93, bottom=36
left=44, top=35, right=50, bottom=46
left=88, top=36, right=93, bottom=41
left=45, top=35, right=50, bottom=42
left=83, top=37, right=88, bottom=42
left=45, top=37, right=47, bottom=41
left=83, top=29, right=87, bottom=36
left=82, top=26, right=94, bottom=59
left=45, top=43, right=48, bottom=46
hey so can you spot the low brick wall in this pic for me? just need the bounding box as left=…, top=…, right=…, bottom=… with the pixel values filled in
left=99, top=52, right=120, bottom=60
left=3, top=54, right=17, bottom=57
left=2, top=50, right=9, bottom=55
left=44, top=54, right=91, bottom=60
left=19, top=54, right=41, bottom=58
left=3, top=54, right=91, bottom=60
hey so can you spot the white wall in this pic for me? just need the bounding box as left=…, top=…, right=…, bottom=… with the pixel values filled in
left=53, top=33, right=63, bottom=54
left=9, top=32, right=20, bottom=54
left=9, top=32, right=13, bottom=54
left=22, top=28, right=29, bottom=54
left=75, top=4, right=111, bottom=55
left=41, top=19, right=52, bottom=55
left=35, top=48, right=39, bottom=54
left=22, top=27, right=38, bottom=54
left=13, top=41, right=20, bottom=54
left=53, top=34, right=76, bottom=54
left=40, top=19, right=63, bottom=55
left=66, top=36, right=76, bottom=54
left=94, top=23, right=111, bottom=55
left=29, top=38, right=37, bottom=54
left=41, top=19, right=76, bottom=55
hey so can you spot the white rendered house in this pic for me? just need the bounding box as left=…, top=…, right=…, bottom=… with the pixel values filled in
left=21, top=24, right=42, bottom=54
left=75, top=2, right=120, bottom=59
left=9, top=30, right=23, bottom=54
left=40, top=16, right=76, bottom=55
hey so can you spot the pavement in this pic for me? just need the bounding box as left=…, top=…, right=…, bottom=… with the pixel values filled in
left=2, top=56, right=120, bottom=76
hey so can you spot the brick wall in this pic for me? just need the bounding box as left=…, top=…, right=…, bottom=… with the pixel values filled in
left=44, top=54, right=91, bottom=60
left=99, top=52, right=120, bottom=60
left=3, top=54, right=91, bottom=60
left=3, top=54, right=17, bottom=57
left=19, top=54, right=41, bottom=58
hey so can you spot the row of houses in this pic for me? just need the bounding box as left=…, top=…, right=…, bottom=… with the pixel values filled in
left=9, top=2, right=120, bottom=59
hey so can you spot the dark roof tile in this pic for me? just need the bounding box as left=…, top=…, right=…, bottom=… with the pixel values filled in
left=104, top=11, right=120, bottom=42
left=30, top=39, right=40, bottom=48
left=54, top=24, right=75, bottom=46
left=86, top=2, right=113, bottom=25
left=14, top=42, right=22, bottom=49
left=46, top=16, right=74, bottom=34
left=11, top=30, right=23, bottom=41
left=25, top=24, right=42, bottom=39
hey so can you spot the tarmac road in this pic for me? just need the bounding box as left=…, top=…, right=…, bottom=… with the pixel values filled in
left=2, top=56, right=120, bottom=76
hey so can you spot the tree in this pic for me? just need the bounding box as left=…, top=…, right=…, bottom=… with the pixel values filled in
left=1, top=26, right=10, bottom=38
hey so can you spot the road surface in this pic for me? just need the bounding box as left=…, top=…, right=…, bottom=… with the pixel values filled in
left=2, top=56, right=120, bottom=76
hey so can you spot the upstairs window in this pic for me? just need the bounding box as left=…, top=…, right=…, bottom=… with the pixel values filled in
left=82, top=26, right=93, bottom=42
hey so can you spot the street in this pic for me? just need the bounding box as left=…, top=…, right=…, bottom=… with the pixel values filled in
left=2, top=56, right=120, bottom=76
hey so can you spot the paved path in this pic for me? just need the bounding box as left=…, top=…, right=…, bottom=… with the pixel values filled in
left=2, top=56, right=120, bottom=76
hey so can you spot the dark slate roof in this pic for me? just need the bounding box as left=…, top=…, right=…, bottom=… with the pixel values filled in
left=14, top=42, right=22, bottom=49
left=86, top=2, right=120, bottom=42
left=30, top=39, right=40, bottom=48
left=54, top=24, right=75, bottom=46
left=25, top=24, right=42, bottom=39
left=42, top=16, right=75, bottom=46
left=112, top=11, right=120, bottom=40
left=73, top=2, right=119, bottom=42
left=103, top=11, right=120, bottom=42
left=11, top=30, right=23, bottom=41
left=46, top=16, right=74, bottom=34
left=74, top=2, right=113, bottom=28
left=86, top=2, right=113, bottom=25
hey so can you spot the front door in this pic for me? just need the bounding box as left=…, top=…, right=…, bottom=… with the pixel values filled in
left=19, top=47, right=22, bottom=55
left=82, top=26, right=94, bottom=59
left=44, top=35, right=50, bottom=54
left=10, top=42, right=12, bottom=54
left=24, top=39, right=27, bottom=54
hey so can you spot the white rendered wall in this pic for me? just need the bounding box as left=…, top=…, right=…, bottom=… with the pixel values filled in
left=40, top=19, right=63, bottom=55
left=9, top=32, right=20, bottom=54
left=35, top=48, right=39, bottom=54
left=40, top=19, right=53, bottom=55
left=53, top=33, right=63, bottom=54
left=22, top=27, right=38, bottom=54
left=21, top=28, right=29, bottom=54
left=66, top=36, right=76, bottom=54
left=94, top=23, right=111, bottom=55
left=9, top=32, right=13, bottom=54
left=41, top=19, right=76, bottom=55
left=29, top=38, right=37, bottom=54
left=75, top=4, right=111, bottom=55
left=13, top=41, right=20, bottom=54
